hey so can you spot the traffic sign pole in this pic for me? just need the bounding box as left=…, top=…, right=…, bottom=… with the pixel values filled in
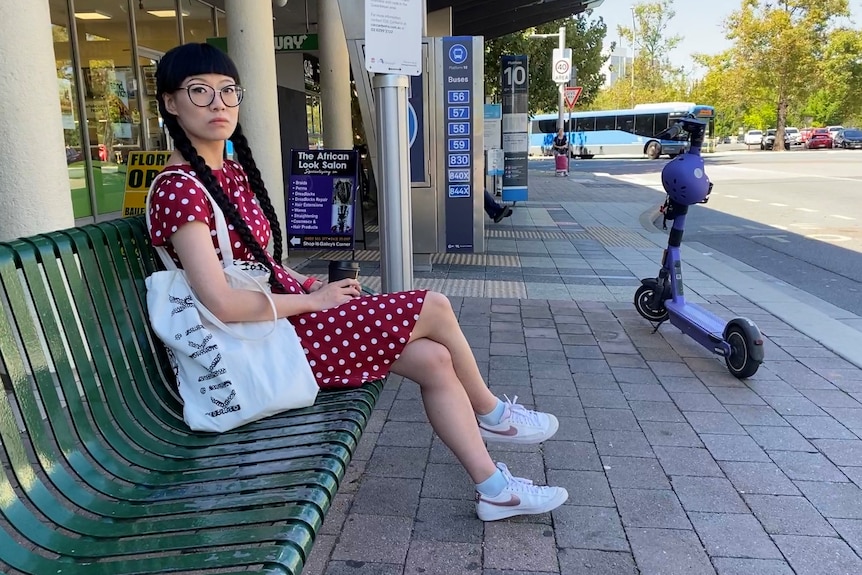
left=556, top=26, right=565, bottom=131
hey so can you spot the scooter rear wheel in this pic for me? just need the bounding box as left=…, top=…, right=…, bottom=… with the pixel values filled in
left=634, top=284, right=669, bottom=322
left=724, top=323, right=762, bottom=379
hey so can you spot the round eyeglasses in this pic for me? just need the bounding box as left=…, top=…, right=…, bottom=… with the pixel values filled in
left=180, top=83, right=245, bottom=108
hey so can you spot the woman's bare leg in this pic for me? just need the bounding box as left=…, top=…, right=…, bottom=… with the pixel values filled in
left=408, top=291, right=499, bottom=415
left=390, top=337, right=497, bottom=483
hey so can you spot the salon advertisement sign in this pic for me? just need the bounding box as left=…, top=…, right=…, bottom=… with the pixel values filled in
left=287, top=149, right=359, bottom=250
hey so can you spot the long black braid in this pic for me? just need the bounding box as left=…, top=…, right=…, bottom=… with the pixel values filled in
left=154, top=42, right=284, bottom=289
left=229, top=124, right=283, bottom=263
left=161, top=113, right=281, bottom=289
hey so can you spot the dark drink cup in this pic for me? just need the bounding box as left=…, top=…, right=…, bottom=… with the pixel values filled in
left=328, top=260, right=360, bottom=283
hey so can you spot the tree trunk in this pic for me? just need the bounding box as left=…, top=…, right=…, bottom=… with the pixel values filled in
left=774, top=94, right=788, bottom=153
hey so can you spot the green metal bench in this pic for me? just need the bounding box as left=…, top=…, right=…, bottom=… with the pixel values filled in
left=0, top=217, right=382, bottom=574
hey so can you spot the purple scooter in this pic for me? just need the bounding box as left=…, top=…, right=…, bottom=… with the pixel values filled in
left=634, top=115, right=764, bottom=379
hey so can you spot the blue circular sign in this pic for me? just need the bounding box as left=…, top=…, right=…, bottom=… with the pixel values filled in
left=448, top=44, right=467, bottom=64
left=407, top=102, right=418, bottom=147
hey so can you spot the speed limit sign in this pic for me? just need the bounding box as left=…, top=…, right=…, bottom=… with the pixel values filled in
left=552, top=48, right=572, bottom=83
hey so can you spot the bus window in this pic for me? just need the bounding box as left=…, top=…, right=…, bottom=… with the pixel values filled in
left=576, top=116, right=595, bottom=132
left=616, top=115, right=634, bottom=133
left=653, top=113, right=669, bottom=132
left=595, top=116, right=615, bottom=131
left=635, top=113, right=655, bottom=137
left=530, top=120, right=541, bottom=135
left=538, top=119, right=557, bottom=134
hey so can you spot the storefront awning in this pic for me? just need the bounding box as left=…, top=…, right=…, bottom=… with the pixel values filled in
left=427, top=0, right=606, bottom=39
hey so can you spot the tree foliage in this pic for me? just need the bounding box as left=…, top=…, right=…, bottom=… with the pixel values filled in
left=484, top=12, right=609, bottom=115
left=719, top=0, right=850, bottom=149
left=591, top=0, right=688, bottom=110
left=683, top=0, right=860, bottom=141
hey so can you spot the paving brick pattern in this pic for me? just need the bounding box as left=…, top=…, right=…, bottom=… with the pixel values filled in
left=290, top=168, right=862, bottom=574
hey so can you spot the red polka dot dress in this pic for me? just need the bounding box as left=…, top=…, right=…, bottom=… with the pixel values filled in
left=148, top=161, right=426, bottom=389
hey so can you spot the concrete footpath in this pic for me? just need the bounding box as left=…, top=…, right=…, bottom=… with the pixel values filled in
left=287, top=167, right=862, bottom=575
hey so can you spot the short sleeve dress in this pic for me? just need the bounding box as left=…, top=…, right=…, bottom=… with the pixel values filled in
left=148, top=160, right=427, bottom=389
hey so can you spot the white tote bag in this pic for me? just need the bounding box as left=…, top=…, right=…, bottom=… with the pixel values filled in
left=144, top=170, right=319, bottom=433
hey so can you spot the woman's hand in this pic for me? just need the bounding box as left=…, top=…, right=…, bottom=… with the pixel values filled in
left=309, top=278, right=362, bottom=310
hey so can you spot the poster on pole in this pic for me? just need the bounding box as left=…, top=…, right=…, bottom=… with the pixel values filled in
left=364, top=0, right=422, bottom=75
left=287, top=150, right=359, bottom=250
left=500, top=54, right=529, bottom=202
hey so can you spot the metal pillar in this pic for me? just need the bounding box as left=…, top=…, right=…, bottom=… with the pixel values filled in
left=372, top=74, right=413, bottom=292
left=557, top=25, right=566, bottom=131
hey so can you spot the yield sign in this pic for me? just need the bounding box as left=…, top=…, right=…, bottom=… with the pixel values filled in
left=564, top=86, right=583, bottom=109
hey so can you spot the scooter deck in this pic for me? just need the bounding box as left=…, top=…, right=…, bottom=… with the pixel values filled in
left=666, top=300, right=727, bottom=354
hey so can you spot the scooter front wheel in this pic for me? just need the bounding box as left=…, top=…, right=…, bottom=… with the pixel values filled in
left=634, top=284, right=669, bottom=322
left=724, top=321, right=763, bottom=379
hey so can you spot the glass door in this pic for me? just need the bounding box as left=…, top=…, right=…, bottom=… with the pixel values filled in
left=138, top=47, right=166, bottom=150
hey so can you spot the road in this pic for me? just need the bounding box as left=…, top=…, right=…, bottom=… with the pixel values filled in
left=563, top=150, right=862, bottom=315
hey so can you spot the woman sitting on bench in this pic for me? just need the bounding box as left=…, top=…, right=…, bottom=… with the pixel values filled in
left=147, top=43, right=568, bottom=522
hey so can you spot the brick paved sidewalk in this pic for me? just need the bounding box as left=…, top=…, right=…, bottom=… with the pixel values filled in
left=289, top=168, right=862, bottom=575
left=304, top=297, right=862, bottom=575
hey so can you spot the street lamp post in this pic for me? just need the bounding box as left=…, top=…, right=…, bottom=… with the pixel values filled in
left=630, top=5, right=636, bottom=107
left=529, top=25, right=567, bottom=131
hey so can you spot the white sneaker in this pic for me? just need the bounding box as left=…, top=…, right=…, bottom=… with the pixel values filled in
left=476, top=463, right=569, bottom=521
left=478, top=395, right=559, bottom=444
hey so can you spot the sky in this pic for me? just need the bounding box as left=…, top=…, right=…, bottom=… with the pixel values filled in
left=592, top=0, right=862, bottom=77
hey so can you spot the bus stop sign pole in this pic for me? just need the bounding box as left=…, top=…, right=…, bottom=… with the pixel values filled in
left=373, top=74, right=413, bottom=292
left=365, top=0, right=422, bottom=293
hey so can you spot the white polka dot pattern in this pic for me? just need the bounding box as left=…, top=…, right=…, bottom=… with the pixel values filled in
left=148, top=162, right=428, bottom=389
left=288, top=289, right=426, bottom=389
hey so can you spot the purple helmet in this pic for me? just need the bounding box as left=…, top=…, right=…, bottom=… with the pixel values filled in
left=661, top=154, right=711, bottom=205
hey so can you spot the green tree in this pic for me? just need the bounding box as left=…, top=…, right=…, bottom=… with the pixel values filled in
left=723, top=0, right=849, bottom=150
left=593, top=0, right=687, bottom=109
left=620, top=0, right=685, bottom=102
left=484, top=12, right=609, bottom=115
left=800, top=27, right=862, bottom=126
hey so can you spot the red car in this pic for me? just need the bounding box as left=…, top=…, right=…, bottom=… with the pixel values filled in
left=806, top=130, right=833, bottom=149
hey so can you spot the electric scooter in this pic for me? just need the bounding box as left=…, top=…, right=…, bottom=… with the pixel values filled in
left=633, top=115, right=764, bottom=379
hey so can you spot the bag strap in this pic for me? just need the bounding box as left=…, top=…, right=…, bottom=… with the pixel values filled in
left=145, top=168, right=235, bottom=269
left=189, top=265, right=279, bottom=340
left=145, top=167, right=280, bottom=339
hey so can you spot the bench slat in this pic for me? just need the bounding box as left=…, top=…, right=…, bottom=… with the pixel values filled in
left=0, top=218, right=382, bottom=574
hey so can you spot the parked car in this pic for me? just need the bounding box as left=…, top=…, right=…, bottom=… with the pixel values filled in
left=800, top=128, right=815, bottom=144
left=761, top=129, right=790, bottom=151
left=744, top=129, right=763, bottom=146
left=833, top=128, right=862, bottom=149
left=806, top=129, right=834, bottom=149
left=827, top=125, right=844, bottom=140
left=784, top=127, right=802, bottom=146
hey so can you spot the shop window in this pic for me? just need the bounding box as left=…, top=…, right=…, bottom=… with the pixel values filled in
left=51, top=0, right=90, bottom=218
left=306, top=94, right=323, bottom=149
left=134, top=0, right=182, bottom=52
left=182, top=1, right=218, bottom=43
left=74, top=0, right=142, bottom=216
